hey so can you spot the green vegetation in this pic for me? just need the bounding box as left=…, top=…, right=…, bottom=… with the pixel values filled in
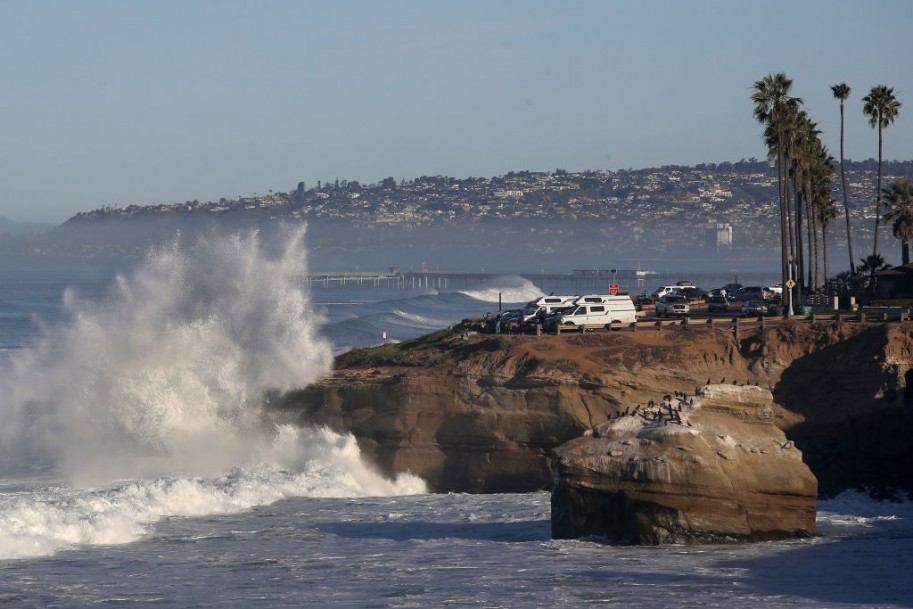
left=752, top=74, right=904, bottom=300
left=863, top=85, right=902, bottom=258
left=334, top=328, right=457, bottom=368
left=883, top=179, right=913, bottom=264
left=832, top=83, right=855, bottom=274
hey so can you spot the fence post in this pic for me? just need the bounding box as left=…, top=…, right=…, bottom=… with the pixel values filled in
left=734, top=316, right=740, bottom=340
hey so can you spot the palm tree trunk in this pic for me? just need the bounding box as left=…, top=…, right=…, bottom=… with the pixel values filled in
left=778, top=144, right=789, bottom=303
left=795, top=171, right=805, bottom=292
left=806, top=185, right=816, bottom=289
left=904, top=240, right=910, bottom=265
left=823, top=223, right=830, bottom=287
left=787, top=169, right=801, bottom=306
left=804, top=176, right=814, bottom=289
left=840, top=102, right=855, bottom=274
left=873, top=118, right=884, bottom=257
left=814, top=218, right=821, bottom=290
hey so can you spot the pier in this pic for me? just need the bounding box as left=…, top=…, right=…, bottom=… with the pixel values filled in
left=304, top=268, right=784, bottom=295
left=304, top=270, right=653, bottom=293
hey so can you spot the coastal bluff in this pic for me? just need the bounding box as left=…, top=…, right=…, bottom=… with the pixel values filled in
left=550, top=384, right=817, bottom=544
left=273, top=322, right=913, bottom=497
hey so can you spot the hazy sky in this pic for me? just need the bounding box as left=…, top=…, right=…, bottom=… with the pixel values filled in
left=1, top=0, right=911, bottom=224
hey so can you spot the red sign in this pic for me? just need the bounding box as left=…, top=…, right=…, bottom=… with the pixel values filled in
left=608, top=284, right=620, bottom=295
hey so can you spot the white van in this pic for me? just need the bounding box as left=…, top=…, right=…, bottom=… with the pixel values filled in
left=525, top=295, right=579, bottom=317
left=650, top=286, right=684, bottom=300
left=553, top=295, right=637, bottom=328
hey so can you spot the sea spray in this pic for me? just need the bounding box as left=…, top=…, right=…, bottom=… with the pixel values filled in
left=0, top=425, right=425, bottom=560
left=0, top=227, right=425, bottom=558
left=457, top=275, right=544, bottom=304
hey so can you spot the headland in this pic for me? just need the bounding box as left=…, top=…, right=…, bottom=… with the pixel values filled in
left=272, top=320, right=913, bottom=500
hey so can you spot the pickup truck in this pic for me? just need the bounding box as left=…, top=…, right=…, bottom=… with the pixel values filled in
left=655, top=294, right=690, bottom=317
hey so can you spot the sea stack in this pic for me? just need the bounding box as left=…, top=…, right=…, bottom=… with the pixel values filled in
left=550, top=384, right=817, bottom=544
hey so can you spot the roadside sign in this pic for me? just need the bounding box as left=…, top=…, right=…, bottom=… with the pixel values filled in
left=785, top=279, right=796, bottom=289
left=609, top=284, right=620, bottom=295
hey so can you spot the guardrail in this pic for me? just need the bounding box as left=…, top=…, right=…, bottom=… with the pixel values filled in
left=549, top=309, right=911, bottom=336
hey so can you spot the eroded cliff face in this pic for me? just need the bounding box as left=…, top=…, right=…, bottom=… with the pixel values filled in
left=550, top=384, right=818, bottom=544
left=273, top=322, right=913, bottom=496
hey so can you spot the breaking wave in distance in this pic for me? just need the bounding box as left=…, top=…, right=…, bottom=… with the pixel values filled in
left=0, top=227, right=425, bottom=559
left=457, top=275, right=543, bottom=304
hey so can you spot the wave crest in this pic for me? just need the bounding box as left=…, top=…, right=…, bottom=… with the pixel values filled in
left=458, top=276, right=543, bottom=304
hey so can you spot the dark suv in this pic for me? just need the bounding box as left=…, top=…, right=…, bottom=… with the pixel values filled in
left=707, top=295, right=729, bottom=313
left=736, top=286, right=773, bottom=301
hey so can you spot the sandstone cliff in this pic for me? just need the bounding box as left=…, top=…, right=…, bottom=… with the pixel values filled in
left=273, top=322, right=913, bottom=497
left=550, top=384, right=818, bottom=544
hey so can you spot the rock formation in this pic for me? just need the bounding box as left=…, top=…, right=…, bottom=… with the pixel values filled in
left=550, top=384, right=818, bottom=544
left=273, top=322, right=913, bottom=497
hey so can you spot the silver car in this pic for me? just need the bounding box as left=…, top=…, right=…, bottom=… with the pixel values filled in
left=740, top=300, right=771, bottom=317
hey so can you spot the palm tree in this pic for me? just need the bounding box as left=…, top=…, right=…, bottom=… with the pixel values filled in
left=859, top=253, right=889, bottom=293
left=862, top=85, right=902, bottom=257
left=752, top=73, right=803, bottom=307
left=831, top=83, right=854, bottom=274
left=882, top=179, right=913, bottom=264
left=791, top=111, right=821, bottom=292
left=817, top=196, right=841, bottom=287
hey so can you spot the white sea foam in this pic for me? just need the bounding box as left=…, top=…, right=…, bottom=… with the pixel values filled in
left=0, top=227, right=426, bottom=558
left=0, top=426, right=424, bottom=560
left=458, top=276, right=543, bottom=304
left=387, top=309, right=450, bottom=329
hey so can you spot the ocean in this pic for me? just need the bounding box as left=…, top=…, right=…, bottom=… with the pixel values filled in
left=0, top=229, right=910, bottom=608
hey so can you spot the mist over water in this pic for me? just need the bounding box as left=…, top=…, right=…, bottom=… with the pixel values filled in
left=0, top=227, right=425, bottom=559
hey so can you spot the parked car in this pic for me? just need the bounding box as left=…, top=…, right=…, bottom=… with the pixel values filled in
left=740, top=300, right=772, bottom=317
left=735, top=286, right=775, bottom=301
left=649, top=285, right=684, bottom=301
left=678, top=286, right=707, bottom=302
left=707, top=295, right=729, bottom=313
left=655, top=294, right=690, bottom=317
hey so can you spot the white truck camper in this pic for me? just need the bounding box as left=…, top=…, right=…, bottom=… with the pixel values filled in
left=554, top=294, right=637, bottom=328
left=526, top=295, right=579, bottom=317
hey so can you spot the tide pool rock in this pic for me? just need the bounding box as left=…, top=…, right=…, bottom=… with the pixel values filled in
left=550, top=384, right=817, bottom=544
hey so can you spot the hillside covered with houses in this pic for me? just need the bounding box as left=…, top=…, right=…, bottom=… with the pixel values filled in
left=6, top=159, right=913, bottom=273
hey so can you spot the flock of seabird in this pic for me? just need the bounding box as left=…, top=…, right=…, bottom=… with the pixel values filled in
left=606, top=390, right=693, bottom=427
left=607, top=379, right=761, bottom=429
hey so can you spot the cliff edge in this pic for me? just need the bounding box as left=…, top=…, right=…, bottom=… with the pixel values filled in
left=273, top=322, right=913, bottom=497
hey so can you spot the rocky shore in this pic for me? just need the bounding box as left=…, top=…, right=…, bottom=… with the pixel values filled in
left=550, top=384, right=818, bottom=544
left=273, top=322, right=913, bottom=499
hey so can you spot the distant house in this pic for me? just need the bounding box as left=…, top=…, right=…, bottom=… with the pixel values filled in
left=874, top=264, right=913, bottom=299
